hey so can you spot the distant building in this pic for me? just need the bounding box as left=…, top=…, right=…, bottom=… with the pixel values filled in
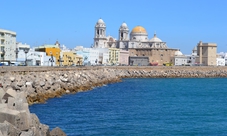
left=119, top=50, right=129, bottom=65
left=108, top=48, right=120, bottom=65
left=216, top=57, right=225, bottom=66
left=75, top=47, right=99, bottom=65
left=173, top=50, right=188, bottom=66
left=196, top=41, right=217, bottom=66
left=0, top=29, right=16, bottom=64
left=35, top=43, right=61, bottom=66
left=93, top=19, right=178, bottom=66
left=62, top=51, right=82, bottom=66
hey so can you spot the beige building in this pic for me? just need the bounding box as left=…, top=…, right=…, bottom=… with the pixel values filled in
left=196, top=41, right=217, bottom=66
left=62, top=51, right=82, bottom=66
left=108, top=48, right=120, bottom=65
left=93, top=19, right=178, bottom=66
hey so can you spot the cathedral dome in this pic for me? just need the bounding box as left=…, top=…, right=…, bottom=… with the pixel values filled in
left=150, top=33, right=162, bottom=42
left=97, top=18, right=105, bottom=24
left=131, top=26, right=147, bottom=34
left=175, top=50, right=183, bottom=56
left=121, top=23, right=127, bottom=27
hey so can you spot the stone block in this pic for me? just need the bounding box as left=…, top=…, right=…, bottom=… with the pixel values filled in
left=26, top=86, right=36, bottom=95
left=2, top=121, right=21, bottom=136
left=7, top=97, right=16, bottom=110
left=26, top=82, right=32, bottom=86
left=20, top=130, right=33, bottom=136
left=0, top=131, right=3, bottom=136
left=18, top=111, right=30, bottom=131
left=39, top=124, right=50, bottom=136
left=0, top=104, right=7, bottom=110
left=0, top=122, right=8, bottom=136
left=0, top=108, right=21, bottom=129
left=9, top=77, right=15, bottom=82
left=16, top=91, right=27, bottom=103
left=40, top=81, right=46, bottom=87
left=5, top=88, right=17, bottom=98
left=0, top=88, right=4, bottom=103
left=50, top=127, right=66, bottom=136
left=16, top=81, right=24, bottom=87
left=29, top=114, right=40, bottom=128
left=10, top=82, right=21, bottom=91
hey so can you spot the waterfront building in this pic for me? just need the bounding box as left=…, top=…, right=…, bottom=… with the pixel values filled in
left=17, top=42, right=30, bottom=65
left=108, top=48, right=120, bottom=65
left=93, top=48, right=109, bottom=65
left=196, top=41, right=217, bottom=66
left=173, top=50, right=188, bottom=66
left=0, top=29, right=16, bottom=65
left=218, top=52, right=227, bottom=66
left=216, top=57, right=225, bottom=66
left=119, top=50, right=129, bottom=65
left=93, top=19, right=179, bottom=66
left=35, top=42, right=61, bottom=66
left=62, top=51, right=82, bottom=66
left=75, top=47, right=99, bottom=65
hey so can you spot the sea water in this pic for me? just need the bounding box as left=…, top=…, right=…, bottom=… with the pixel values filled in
left=29, top=78, right=227, bottom=136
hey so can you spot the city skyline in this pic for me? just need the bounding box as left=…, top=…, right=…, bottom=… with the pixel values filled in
left=1, top=0, right=227, bottom=54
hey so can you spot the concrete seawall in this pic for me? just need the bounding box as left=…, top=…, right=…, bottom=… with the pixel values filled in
left=1, top=66, right=227, bottom=135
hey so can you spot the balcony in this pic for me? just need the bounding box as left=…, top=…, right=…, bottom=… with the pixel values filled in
left=0, top=35, right=5, bottom=39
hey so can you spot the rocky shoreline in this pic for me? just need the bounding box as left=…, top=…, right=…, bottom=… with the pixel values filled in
left=1, top=66, right=227, bottom=135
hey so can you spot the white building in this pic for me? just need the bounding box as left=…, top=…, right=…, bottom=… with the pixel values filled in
left=0, top=29, right=17, bottom=64
left=173, top=50, right=188, bottom=66
left=17, top=43, right=55, bottom=66
left=216, top=57, right=225, bottom=66
left=75, top=47, right=100, bottom=65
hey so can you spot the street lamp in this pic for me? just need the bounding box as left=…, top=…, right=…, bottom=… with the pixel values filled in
left=49, top=51, right=54, bottom=67
left=2, top=49, right=5, bottom=66
left=24, top=48, right=29, bottom=66
left=15, top=48, right=19, bottom=62
left=68, top=56, right=71, bottom=66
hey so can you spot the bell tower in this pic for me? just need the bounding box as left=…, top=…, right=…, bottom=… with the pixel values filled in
left=119, top=22, right=129, bottom=41
left=118, top=22, right=129, bottom=49
left=93, top=18, right=107, bottom=48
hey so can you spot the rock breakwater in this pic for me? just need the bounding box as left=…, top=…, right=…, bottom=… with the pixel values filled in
left=1, top=66, right=227, bottom=135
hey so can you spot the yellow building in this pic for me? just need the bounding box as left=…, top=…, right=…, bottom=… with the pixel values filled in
left=62, top=51, right=83, bottom=66
left=108, top=48, right=120, bottom=65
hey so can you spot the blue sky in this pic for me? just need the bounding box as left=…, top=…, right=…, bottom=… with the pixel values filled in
left=1, top=0, right=227, bottom=54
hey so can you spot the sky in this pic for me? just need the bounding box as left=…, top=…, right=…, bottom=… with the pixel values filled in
left=1, top=0, right=227, bottom=54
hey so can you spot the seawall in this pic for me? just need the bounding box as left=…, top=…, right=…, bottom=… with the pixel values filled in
left=1, top=66, right=227, bottom=135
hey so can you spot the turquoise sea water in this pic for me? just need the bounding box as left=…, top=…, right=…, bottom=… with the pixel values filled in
left=29, top=78, right=227, bottom=136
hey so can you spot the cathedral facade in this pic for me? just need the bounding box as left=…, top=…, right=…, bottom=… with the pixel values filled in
left=93, top=19, right=179, bottom=65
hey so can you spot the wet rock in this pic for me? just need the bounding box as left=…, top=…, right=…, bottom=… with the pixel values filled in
left=50, top=127, right=66, bottom=136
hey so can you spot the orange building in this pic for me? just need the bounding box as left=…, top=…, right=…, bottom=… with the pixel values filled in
left=35, top=44, right=61, bottom=66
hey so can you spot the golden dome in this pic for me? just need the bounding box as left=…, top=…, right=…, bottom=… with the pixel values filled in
left=131, top=26, right=147, bottom=33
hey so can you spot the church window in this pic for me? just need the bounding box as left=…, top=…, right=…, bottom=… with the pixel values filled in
left=97, top=30, right=99, bottom=35
left=121, top=33, right=123, bottom=38
left=133, top=37, right=136, bottom=39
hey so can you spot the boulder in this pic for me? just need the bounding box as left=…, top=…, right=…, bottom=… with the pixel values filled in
left=0, top=121, right=21, bottom=136
left=50, top=127, right=66, bottom=136
left=40, top=81, right=46, bottom=87
left=9, top=77, right=15, bottom=82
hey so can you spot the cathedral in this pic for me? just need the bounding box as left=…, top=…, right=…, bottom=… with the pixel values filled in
left=93, top=18, right=179, bottom=65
